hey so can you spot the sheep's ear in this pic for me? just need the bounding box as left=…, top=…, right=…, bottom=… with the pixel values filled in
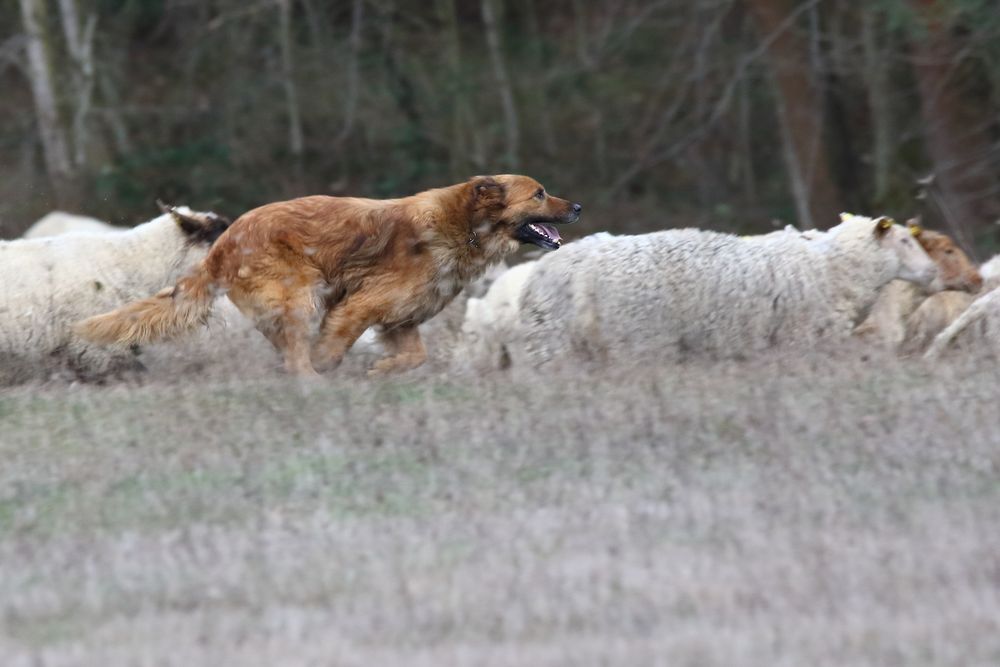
left=159, top=201, right=232, bottom=245
left=170, top=210, right=206, bottom=237
left=874, top=216, right=894, bottom=239
left=839, top=212, right=854, bottom=223
left=185, top=212, right=231, bottom=245
left=471, top=176, right=505, bottom=207
left=157, top=199, right=199, bottom=235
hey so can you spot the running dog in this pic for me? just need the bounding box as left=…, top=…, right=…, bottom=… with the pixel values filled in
left=75, top=175, right=581, bottom=376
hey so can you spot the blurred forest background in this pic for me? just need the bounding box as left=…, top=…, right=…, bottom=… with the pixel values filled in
left=3, top=0, right=1000, bottom=255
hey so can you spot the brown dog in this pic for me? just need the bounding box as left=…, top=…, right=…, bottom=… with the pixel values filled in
left=75, top=175, right=581, bottom=376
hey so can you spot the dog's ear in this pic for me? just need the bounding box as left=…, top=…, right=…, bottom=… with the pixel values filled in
left=471, top=176, right=505, bottom=207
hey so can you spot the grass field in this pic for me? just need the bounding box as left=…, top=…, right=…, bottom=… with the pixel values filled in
left=0, top=342, right=998, bottom=666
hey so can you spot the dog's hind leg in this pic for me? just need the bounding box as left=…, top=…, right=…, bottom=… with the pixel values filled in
left=261, top=293, right=320, bottom=377
left=368, top=325, right=427, bottom=376
left=279, top=313, right=319, bottom=377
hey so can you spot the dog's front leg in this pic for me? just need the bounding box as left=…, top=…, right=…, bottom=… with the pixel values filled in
left=312, top=301, right=374, bottom=372
left=369, top=325, right=427, bottom=376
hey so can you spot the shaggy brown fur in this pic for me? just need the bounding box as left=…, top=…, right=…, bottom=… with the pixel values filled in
left=76, top=175, right=581, bottom=376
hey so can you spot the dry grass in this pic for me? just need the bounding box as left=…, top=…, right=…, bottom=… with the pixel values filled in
left=0, top=338, right=998, bottom=666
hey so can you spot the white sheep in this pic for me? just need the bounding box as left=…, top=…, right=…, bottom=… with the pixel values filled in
left=979, top=254, right=1000, bottom=288
left=453, top=260, right=538, bottom=371
left=0, top=204, right=230, bottom=382
left=516, top=214, right=938, bottom=366
left=21, top=211, right=121, bottom=239
left=451, top=233, right=619, bottom=371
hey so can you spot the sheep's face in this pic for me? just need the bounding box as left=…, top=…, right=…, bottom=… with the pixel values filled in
left=874, top=218, right=938, bottom=289
left=908, top=222, right=983, bottom=293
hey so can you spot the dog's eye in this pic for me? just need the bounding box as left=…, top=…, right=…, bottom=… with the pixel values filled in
left=534, top=188, right=545, bottom=200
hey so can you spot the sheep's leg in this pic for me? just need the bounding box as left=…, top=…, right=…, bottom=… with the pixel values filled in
left=369, top=325, right=427, bottom=376
left=924, top=288, right=998, bottom=359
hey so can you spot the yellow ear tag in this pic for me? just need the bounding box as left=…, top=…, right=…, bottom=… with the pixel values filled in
left=909, top=224, right=922, bottom=237
left=878, top=217, right=893, bottom=230
left=840, top=212, right=853, bottom=223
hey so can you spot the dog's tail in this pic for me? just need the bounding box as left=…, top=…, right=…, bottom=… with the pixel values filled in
left=74, top=262, right=218, bottom=346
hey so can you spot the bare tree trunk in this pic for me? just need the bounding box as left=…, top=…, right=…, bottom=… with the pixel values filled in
left=57, top=0, right=98, bottom=168
left=909, top=0, right=1000, bottom=251
left=570, top=0, right=594, bottom=69
left=738, top=73, right=757, bottom=205
left=861, top=7, right=893, bottom=205
left=20, top=0, right=77, bottom=205
left=523, top=0, right=557, bottom=156
left=299, top=0, right=328, bottom=53
left=333, top=0, right=363, bottom=148
left=481, top=0, right=520, bottom=170
left=438, top=0, right=469, bottom=176
left=97, top=70, right=132, bottom=155
left=745, top=0, right=842, bottom=228
left=277, top=0, right=304, bottom=160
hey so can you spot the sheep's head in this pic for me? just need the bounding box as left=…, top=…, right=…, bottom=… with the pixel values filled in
left=157, top=200, right=231, bottom=246
left=871, top=216, right=938, bottom=289
left=907, top=218, right=983, bottom=293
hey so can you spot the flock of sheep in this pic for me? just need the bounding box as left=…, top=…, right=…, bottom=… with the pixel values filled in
left=1, top=205, right=997, bottom=384
left=456, top=213, right=991, bottom=371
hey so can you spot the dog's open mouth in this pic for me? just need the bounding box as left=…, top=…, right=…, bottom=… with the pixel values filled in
left=515, top=221, right=564, bottom=251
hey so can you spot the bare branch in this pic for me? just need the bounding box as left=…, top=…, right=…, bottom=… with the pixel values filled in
left=334, top=0, right=364, bottom=148
left=19, top=0, right=76, bottom=202
left=608, top=0, right=822, bottom=198
left=0, top=35, right=27, bottom=77
left=277, top=0, right=304, bottom=158
left=481, top=0, right=520, bottom=170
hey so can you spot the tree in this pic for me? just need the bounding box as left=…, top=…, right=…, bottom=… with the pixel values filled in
left=908, top=0, right=1000, bottom=252
left=19, top=0, right=78, bottom=206
left=277, top=0, right=304, bottom=165
left=745, top=0, right=843, bottom=228
left=481, top=0, right=520, bottom=170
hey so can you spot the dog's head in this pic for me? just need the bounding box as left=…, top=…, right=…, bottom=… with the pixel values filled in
left=469, top=175, right=581, bottom=251
left=157, top=200, right=232, bottom=246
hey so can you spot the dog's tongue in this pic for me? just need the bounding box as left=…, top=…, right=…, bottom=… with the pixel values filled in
left=537, top=223, right=561, bottom=243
